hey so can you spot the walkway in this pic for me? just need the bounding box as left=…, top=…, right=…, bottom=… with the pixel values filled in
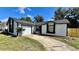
left=27, top=35, right=77, bottom=51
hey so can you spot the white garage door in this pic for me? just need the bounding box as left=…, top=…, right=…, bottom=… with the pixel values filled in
left=22, top=26, right=31, bottom=35
left=55, top=24, right=67, bottom=36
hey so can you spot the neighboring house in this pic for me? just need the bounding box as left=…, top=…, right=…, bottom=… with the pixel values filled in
left=7, top=17, right=69, bottom=36
left=1, top=22, right=8, bottom=31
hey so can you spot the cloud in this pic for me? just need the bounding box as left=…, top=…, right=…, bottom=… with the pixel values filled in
left=27, top=15, right=32, bottom=19
left=48, top=19, right=54, bottom=21
left=0, top=18, right=8, bottom=22
left=27, top=15, right=32, bottom=17
left=18, top=7, right=26, bottom=14
left=27, top=8, right=32, bottom=11
left=18, top=7, right=32, bottom=14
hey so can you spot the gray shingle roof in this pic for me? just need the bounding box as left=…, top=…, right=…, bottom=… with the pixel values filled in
left=7, top=17, right=33, bottom=26
left=15, top=20, right=33, bottom=25
left=33, top=19, right=69, bottom=26
left=15, top=20, right=33, bottom=26
left=9, top=17, right=69, bottom=26
left=54, top=19, right=69, bottom=24
left=33, top=22, right=46, bottom=26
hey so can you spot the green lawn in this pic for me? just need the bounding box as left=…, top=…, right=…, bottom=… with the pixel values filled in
left=0, top=31, right=46, bottom=51
left=51, top=36, right=79, bottom=49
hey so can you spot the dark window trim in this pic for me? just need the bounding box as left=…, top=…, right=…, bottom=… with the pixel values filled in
left=17, top=22, right=19, bottom=36
left=66, top=24, right=68, bottom=36
left=47, top=22, right=55, bottom=34
left=9, top=19, right=14, bottom=33
left=31, top=26, right=32, bottom=34
left=8, top=19, right=10, bottom=32
left=12, top=19, right=14, bottom=33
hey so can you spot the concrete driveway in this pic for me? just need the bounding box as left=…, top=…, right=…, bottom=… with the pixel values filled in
left=27, top=34, right=77, bottom=51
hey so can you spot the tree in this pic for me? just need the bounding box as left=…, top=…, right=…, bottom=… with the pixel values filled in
left=54, top=7, right=79, bottom=20
left=0, top=21, right=1, bottom=23
left=20, top=17, right=32, bottom=22
left=64, top=8, right=79, bottom=28
left=16, top=27, right=25, bottom=36
left=34, top=15, right=44, bottom=34
left=54, top=7, right=79, bottom=27
left=54, top=7, right=67, bottom=20
left=34, top=15, right=44, bottom=22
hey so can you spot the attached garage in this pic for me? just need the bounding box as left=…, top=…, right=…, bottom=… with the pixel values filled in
left=55, top=24, right=67, bottom=36
left=22, top=26, right=32, bottom=35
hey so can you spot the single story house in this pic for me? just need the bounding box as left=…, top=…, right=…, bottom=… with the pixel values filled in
left=7, top=17, right=69, bottom=36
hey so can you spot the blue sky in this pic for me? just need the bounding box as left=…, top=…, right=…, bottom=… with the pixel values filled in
left=0, top=7, right=57, bottom=22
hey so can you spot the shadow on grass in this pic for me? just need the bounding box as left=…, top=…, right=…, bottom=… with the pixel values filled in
left=0, top=31, right=17, bottom=37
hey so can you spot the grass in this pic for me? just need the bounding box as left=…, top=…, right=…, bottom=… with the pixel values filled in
left=0, top=31, right=46, bottom=51
left=50, top=36, right=79, bottom=49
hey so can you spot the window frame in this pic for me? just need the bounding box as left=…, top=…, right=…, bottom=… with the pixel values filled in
left=9, top=19, right=14, bottom=33
left=47, top=22, right=55, bottom=34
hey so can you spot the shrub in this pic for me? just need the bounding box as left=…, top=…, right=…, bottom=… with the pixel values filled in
left=16, top=27, right=25, bottom=32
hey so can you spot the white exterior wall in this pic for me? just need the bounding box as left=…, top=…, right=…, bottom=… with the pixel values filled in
left=8, top=20, right=32, bottom=36
left=22, top=26, right=31, bottom=36
left=1, top=26, right=6, bottom=31
left=55, top=24, right=67, bottom=36
left=0, top=25, right=1, bottom=30
left=13, top=21, right=18, bottom=35
left=1, top=24, right=7, bottom=31
left=42, top=24, right=47, bottom=34
left=32, top=26, right=35, bottom=33
left=7, top=23, right=9, bottom=32
left=41, top=24, right=67, bottom=36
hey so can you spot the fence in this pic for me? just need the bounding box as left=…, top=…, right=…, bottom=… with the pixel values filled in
left=68, top=28, right=79, bottom=37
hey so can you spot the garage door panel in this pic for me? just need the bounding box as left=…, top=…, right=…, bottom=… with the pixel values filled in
left=22, top=26, right=31, bottom=35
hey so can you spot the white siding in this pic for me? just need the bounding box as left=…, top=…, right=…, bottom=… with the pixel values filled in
left=41, top=24, right=67, bottom=36
left=1, top=24, right=7, bottom=31
left=22, top=26, right=31, bottom=36
left=1, top=26, right=6, bottom=31
left=8, top=20, right=32, bottom=36
left=42, top=24, right=47, bottom=34
left=32, top=26, right=35, bottom=33
left=55, top=24, right=67, bottom=36
left=13, top=21, right=18, bottom=35
left=7, top=22, right=9, bottom=32
left=0, top=25, right=1, bottom=30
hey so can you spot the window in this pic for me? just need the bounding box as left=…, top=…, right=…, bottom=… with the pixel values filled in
left=47, top=22, right=55, bottom=33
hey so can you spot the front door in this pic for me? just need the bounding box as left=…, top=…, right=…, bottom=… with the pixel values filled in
left=39, top=26, right=41, bottom=34
left=35, top=26, right=41, bottom=34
